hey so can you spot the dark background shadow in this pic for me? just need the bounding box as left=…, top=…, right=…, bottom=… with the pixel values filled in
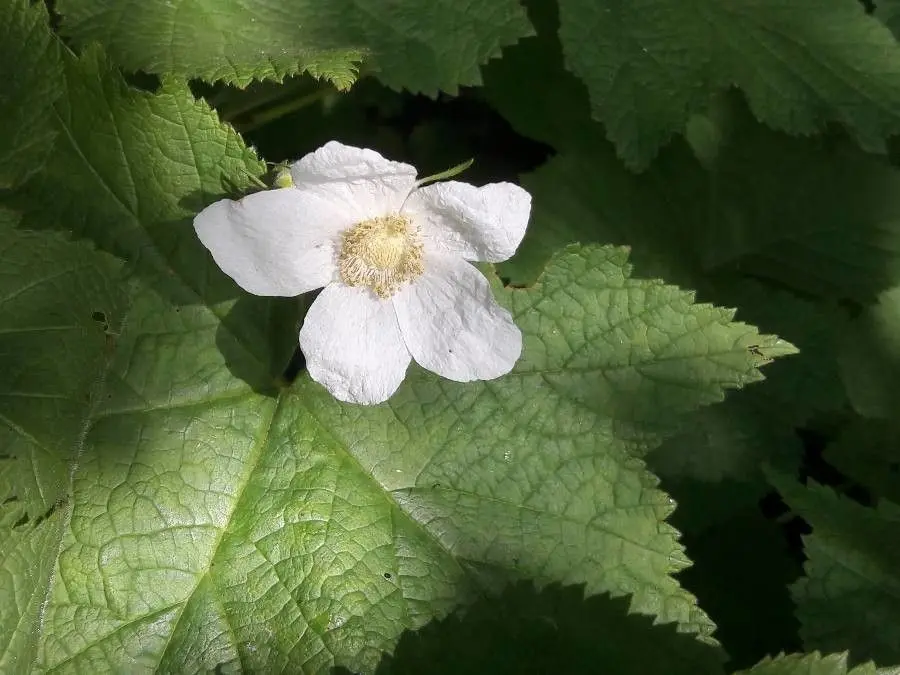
left=333, top=583, right=726, bottom=675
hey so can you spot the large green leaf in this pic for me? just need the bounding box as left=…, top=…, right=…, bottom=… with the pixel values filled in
left=557, top=0, right=900, bottom=169
left=56, top=0, right=533, bottom=92
left=0, top=37, right=800, bottom=672
left=0, top=234, right=791, bottom=672
left=0, top=0, right=63, bottom=188
left=771, top=474, right=900, bottom=668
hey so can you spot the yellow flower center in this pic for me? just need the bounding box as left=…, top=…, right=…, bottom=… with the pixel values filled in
left=338, top=214, right=424, bottom=298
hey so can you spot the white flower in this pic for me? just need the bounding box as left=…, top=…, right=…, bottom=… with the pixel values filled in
left=194, top=141, right=531, bottom=405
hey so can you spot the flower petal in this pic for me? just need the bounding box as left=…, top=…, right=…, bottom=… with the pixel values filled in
left=393, top=254, right=522, bottom=381
left=404, top=181, right=531, bottom=262
left=290, top=141, right=418, bottom=218
left=299, top=284, right=411, bottom=404
left=194, top=187, right=350, bottom=297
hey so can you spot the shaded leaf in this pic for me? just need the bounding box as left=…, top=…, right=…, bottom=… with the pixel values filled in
left=735, top=651, right=890, bottom=675
left=0, top=0, right=63, bottom=188
left=771, top=473, right=900, bottom=667
left=366, top=583, right=725, bottom=675
left=824, top=420, right=900, bottom=504
left=840, top=286, right=900, bottom=419
left=558, top=0, right=900, bottom=169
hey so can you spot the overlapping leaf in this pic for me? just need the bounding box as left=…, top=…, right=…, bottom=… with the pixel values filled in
left=0, top=0, right=63, bottom=188
left=56, top=0, right=533, bottom=92
left=771, top=474, right=900, bottom=667
left=557, top=0, right=900, bottom=169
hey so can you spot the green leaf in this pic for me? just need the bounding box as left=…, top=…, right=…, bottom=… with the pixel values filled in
left=2, top=42, right=801, bottom=672
left=734, top=652, right=890, bottom=675
left=557, top=0, right=900, bottom=169
left=650, top=277, right=844, bottom=488
left=0, top=0, right=63, bottom=188
left=56, top=0, right=533, bottom=92
left=502, top=245, right=797, bottom=450
left=839, top=286, right=900, bottom=419
left=770, top=473, right=900, bottom=667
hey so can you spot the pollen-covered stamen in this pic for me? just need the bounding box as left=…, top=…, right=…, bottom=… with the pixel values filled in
left=338, top=214, right=424, bottom=298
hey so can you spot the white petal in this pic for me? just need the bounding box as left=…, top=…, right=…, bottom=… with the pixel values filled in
left=290, top=141, right=418, bottom=218
left=194, top=187, right=351, bottom=297
left=299, top=284, right=412, bottom=404
left=404, top=181, right=531, bottom=262
left=393, top=255, right=522, bottom=382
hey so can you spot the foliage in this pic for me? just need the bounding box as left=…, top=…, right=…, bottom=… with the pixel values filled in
left=1, top=0, right=899, bottom=672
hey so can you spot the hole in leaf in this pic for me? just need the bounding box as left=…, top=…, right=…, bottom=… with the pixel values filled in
left=383, top=572, right=392, bottom=580
left=91, top=310, right=107, bottom=323
left=123, top=70, right=162, bottom=93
